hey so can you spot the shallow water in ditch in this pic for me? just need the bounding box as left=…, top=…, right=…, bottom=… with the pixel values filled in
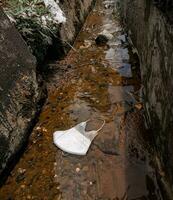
left=0, top=0, right=163, bottom=199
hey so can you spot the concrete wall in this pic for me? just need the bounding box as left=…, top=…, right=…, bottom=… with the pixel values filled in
left=0, top=8, right=42, bottom=176
left=120, top=0, right=173, bottom=187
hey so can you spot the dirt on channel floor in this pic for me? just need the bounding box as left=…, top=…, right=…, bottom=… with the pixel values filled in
left=0, top=0, right=163, bottom=199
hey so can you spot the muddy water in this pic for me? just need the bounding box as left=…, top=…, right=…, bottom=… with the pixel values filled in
left=0, top=0, right=163, bottom=200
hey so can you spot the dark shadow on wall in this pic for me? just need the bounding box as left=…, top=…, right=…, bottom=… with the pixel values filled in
left=153, top=0, right=173, bottom=22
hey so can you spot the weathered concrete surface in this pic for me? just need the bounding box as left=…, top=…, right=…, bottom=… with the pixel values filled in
left=120, top=0, right=173, bottom=188
left=0, top=8, right=42, bottom=177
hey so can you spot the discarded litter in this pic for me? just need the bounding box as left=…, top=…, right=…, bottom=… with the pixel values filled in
left=80, top=40, right=92, bottom=49
left=99, top=30, right=114, bottom=40
left=53, top=119, right=105, bottom=155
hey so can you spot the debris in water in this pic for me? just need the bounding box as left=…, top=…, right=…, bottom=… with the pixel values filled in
left=99, top=29, right=114, bottom=40
left=53, top=120, right=105, bottom=155
left=89, top=181, right=93, bottom=185
left=95, top=34, right=109, bottom=46
left=80, top=40, right=92, bottom=49
left=36, top=126, right=48, bottom=133
left=17, top=168, right=26, bottom=174
left=135, top=103, right=143, bottom=110
left=75, top=168, right=80, bottom=173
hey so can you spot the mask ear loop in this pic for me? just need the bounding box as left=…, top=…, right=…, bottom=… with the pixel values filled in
left=96, top=119, right=105, bottom=132
left=85, top=118, right=105, bottom=132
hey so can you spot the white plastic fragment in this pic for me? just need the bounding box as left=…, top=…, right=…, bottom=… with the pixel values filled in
left=43, top=0, right=66, bottom=24
left=99, top=29, right=114, bottom=40
left=53, top=120, right=105, bottom=156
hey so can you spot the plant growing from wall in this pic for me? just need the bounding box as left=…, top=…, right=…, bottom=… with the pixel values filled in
left=4, top=0, right=61, bottom=63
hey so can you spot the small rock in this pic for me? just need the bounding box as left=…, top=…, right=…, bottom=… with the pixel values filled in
left=95, top=34, right=109, bottom=46
left=27, top=195, right=31, bottom=199
left=76, top=168, right=80, bottom=173
left=89, top=181, right=93, bottom=185
left=17, top=168, right=26, bottom=174
left=135, top=103, right=143, bottom=110
left=80, top=40, right=92, bottom=49
left=21, top=184, right=26, bottom=189
left=36, top=126, right=42, bottom=131
left=43, top=127, right=48, bottom=132
left=35, top=127, right=47, bottom=133
left=57, top=186, right=60, bottom=190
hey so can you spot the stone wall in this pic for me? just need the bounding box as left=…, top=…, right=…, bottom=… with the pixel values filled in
left=48, top=0, right=95, bottom=60
left=0, top=8, right=42, bottom=176
left=120, top=0, right=173, bottom=189
left=0, top=0, right=95, bottom=178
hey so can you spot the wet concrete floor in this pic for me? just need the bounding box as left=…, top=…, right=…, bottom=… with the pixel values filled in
left=0, top=0, right=163, bottom=199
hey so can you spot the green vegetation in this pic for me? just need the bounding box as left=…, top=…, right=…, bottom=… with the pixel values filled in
left=4, top=0, right=59, bottom=63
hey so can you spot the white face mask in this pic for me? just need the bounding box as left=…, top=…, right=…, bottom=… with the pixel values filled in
left=53, top=120, right=105, bottom=156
